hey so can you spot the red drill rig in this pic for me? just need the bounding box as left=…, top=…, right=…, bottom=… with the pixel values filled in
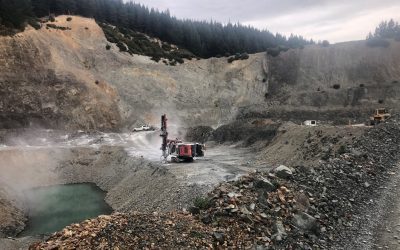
left=160, top=114, right=205, bottom=162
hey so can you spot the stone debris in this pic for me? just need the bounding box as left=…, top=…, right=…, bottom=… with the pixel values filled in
left=30, top=212, right=214, bottom=249
left=30, top=119, right=400, bottom=249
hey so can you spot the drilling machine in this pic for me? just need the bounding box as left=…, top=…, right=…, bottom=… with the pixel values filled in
left=160, top=114, right=205, bottom=162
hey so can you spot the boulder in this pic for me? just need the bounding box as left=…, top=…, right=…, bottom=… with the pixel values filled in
left=274, top=165, right=293, bottom=179
left=254, top=177, right=276, bottom=192
left=271, top=220, right=287, bottom=242
left=292, top=212, right=318, bottom=233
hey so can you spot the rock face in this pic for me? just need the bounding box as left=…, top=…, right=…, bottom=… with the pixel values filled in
left=0, top=188, right=26, bottom=237
left=240, top=41, right=400, bottom=123
left=1, top=16, right=400, bottom=130
left=0, top=16, right=267, bottom=130
left=0, top=17, right=122, bottom=130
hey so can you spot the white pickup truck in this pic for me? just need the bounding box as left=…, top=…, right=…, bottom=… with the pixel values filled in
left=132, top=125, right=152, bottom=132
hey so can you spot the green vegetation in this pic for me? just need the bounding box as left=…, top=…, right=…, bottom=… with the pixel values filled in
left=366, top=19, right=400, bottom=47
left=100, top=23, right=194, bottom=64
left=105, top=44, right=111, bottom=50
left=266, top=46, right=290, bottom=57
left=193, top=196, right=211, bottom=210
left=332, top=84, right=341, bottom=89
left=321, top=40, right=330, bottom=47
left=366, top=38, right=390, bottom=48
left=25, top=0, right=313, bottom=58
left=367, top=19, right=400, bottom=40
left=227, top=53, right=249, bottom=63
left=28, top=19, right=41, bottom=30
left=0, top=0, right=34, bottom=35
left=337, top=145, right=347, bottom=155
left=66, top=17, right=72, bottom=22
left=46, top=23, right=71, bottom=31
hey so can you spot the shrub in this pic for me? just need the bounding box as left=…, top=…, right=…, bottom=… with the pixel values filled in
left=266, top=47, right=281, bottom=57
left=106, top=44, right=111, bottom=50
left=262, top=78, right=266, bottom=83
left=359, top=83, right=365, bottom=88
left=240, top=53, right=249, bottom=60
left=161, top=43, right=172, bottom=50
left=366, top=38, right=390, bottom=48
left=175, top=57, right=184, bottom=64
left=322, top=40, right=330, bottom=47
left=85, top=27, right=89, bottom=30
left=227, top=53, right=249, bottom=63
left=378, top=99, right=384, bottom=104
left=116, top=41, right=127, bottom=52
left=337, top=145, right=347, bottom=155
left=95, top=80, right=99, bottom=85
left=99, top=22, right=195, bottom=64
left=46, top=24, right=71, bottom=31
left=332, top=84, right=341, bottom=89
left=193, top=196, right=211, bottom=210
left=49, top=15, right=56, bottom=22
left=151, top=56, right=161, bottom=62
left=227, top=57, right=235, bottom=63
left=392, top=80, right=399, bottom=84
left=66, top=17, right=72, bottom=22
left=28, top=19, right=41, bottom=30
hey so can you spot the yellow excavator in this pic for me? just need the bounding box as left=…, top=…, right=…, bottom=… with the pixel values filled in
left=370, top=108, right=391, bottom=125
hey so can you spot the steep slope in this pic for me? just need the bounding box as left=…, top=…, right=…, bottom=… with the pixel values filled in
left=0, top=17, right=121, bottom=130
left=0, top=16, right=267, bottom=130
left=1, top=16, right=400, bottom=130
left=242, top=40, right=400, bottom=123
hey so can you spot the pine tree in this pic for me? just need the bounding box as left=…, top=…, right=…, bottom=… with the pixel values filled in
left=0, top=0, right=33, bottom=29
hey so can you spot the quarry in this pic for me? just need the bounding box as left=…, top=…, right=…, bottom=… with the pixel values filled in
left=0, top=15, right=400, bottom=250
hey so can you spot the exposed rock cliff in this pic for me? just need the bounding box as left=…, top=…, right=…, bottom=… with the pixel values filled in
left=1, top=16, right=399, bottom=130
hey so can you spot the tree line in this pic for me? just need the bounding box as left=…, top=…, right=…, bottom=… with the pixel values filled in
left=1, top=0, right=314, bottom=58
left=367, top=19, right=400, bottom=40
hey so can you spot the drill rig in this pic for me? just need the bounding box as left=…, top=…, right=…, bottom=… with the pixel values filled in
left=160, top=114, right=205, bottom=162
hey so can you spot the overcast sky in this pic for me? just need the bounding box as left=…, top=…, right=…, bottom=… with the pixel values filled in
left=132, top=0, right=400, bottom=43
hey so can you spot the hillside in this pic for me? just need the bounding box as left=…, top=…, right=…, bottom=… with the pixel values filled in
left=244, top=40, right=400, bottom=123
left=0, top=16, right=399, bottom=130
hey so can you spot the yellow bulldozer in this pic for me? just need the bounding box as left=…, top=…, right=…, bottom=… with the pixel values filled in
left=370, top=108, right=391, bottom=125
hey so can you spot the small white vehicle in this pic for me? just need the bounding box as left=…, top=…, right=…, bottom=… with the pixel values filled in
left=304, top=120, right=317, bottom=126
left=132, top=125, right=152, bottom=132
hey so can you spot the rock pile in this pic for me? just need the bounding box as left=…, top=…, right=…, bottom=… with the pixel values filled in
left=30, top=119, right=400, bottom=249
left=30, top=213, right=214, bottom=249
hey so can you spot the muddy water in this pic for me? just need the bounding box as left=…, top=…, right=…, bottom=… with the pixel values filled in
left=19, top=183, right=112, bottom=236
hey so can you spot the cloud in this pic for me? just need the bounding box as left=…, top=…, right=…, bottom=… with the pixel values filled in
left=132, top=0, right=400, bottom=43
